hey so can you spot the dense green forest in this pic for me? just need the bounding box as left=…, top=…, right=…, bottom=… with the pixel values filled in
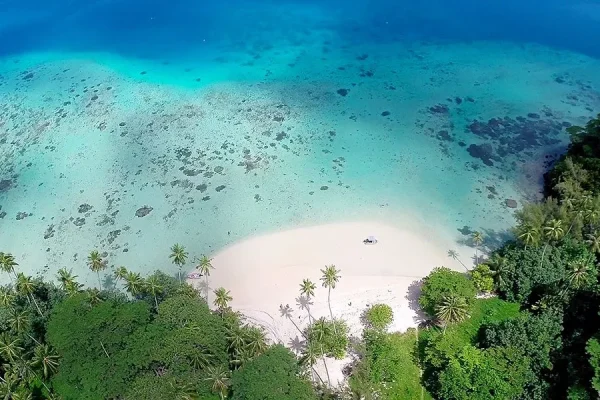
left=1, top=114, right=600, bottom=399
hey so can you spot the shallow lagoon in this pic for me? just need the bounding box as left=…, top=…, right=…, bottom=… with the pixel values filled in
left=0, top=0, right=599, bottom=284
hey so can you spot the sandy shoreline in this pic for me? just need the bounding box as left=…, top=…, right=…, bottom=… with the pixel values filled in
left=187, top=220, right=470, bottom=385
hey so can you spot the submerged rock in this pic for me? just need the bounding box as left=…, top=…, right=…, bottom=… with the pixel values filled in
left=135, top=206, right=153, bottom=218
left=0, top=179, right=12, bottom=192
left=78, top=203, right=93, bottom=213
left=467, top=143, right=495, bottom=166
left=505, top=199, right=518, bottom=208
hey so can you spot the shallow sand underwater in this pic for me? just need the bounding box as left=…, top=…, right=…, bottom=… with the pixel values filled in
left=0, top=38, right=599, bottom=285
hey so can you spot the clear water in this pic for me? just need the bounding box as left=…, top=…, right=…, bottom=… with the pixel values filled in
left=0, top=0, right=599, bottom=282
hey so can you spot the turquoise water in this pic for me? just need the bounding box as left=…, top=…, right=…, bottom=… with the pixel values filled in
left=0, top=0, right=599, bottom=283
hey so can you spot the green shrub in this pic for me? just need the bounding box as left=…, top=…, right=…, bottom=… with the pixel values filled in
left=306, top=318, right=349, bottom=359
left=364, top=303, right=394, bottom=331
left=419, top=267, right=477, bottom=317
left=471, top=264, right=494, bottom=293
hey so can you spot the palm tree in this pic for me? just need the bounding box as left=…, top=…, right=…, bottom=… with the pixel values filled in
left=145, top=274, right=163, bottom=309
left=87, top=250, right=106, bottom=290
left=299, top=279, right=316, bottom=323
left=567, top=258, right=592, bottom=290
left=0, top=287, right=15, bottom=307
left=56, top=268, right=78, bottom=291
left=300, top=342, right=325, bottom=385
left=65, top=279, right=83, bottom=297
left=311, top=319, right=332, bottom=386
left=172, top=382, right=200, bottom=400
left=170, top=244, right=188, bottom=283
left=487, top=254, right=509, bottom=289
left=86, top=288, right=103, bottom=307
left=447, top=250, right=468, bottom=271
left=213, top=287, right=232, bottom=312
left=0, top=333, right=23, bottom=362
left=435, top=294, right=470, bottom=333
left=244, top=326, right=268, bottom=357
left=517, top=224, right=541, bottom=249
left=124, top=271, right=144, bottom=296
left=540, top=218, right=564, bottom=269
left=0, top=373, right=19, bottom=400
left=586, top=231, right=600, bottom=253
left=113, top=266, right=128, bottom=282
left=7, top=308, right=41, bottom=346
left=15, top=273, right=43, bottom=316
left=196, top=255, right=214, bottom=302
left=472, top=231, right=483, bottom=266
left=320, top=265, right=340, bottom=334
left=203, top=365, right=229, bottom=400
left=189, top=345, right=214, bottom=370
left=0, top=252, right=18, bottom=281
left=30, top=344, right=59, bottom=379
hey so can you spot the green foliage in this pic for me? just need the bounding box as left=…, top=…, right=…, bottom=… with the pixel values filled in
left=495, top=240, right=594, bottom=302
left=586, top=337, right=600, bottom=393
left=437, top=345, right=533, bottom=400
left=419, top=267, right=476, bottom=317
left=47, top=294, right=152, bottom=400
left=470, top=264, right=494, bottom=293
left=230, top=345, right=315, bottom=400
left=546, top=114, right=600, bottom=196
left=480, top=311, right=563, bottom=399
left=306, top=318, right=349, bottom=359
left=355, top=329, right=432, bottom=400
left=364, top=304, right=394, bottom=331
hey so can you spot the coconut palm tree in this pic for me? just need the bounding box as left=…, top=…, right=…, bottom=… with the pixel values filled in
left=472, top=231, right=484, bottom=266
left=435, top=294, right=469, bottom=333
left=30, top=344, right=59, bottom=379
left=203, top=365, right=229, bottom=400
left=87, top=250, right=106, bottom=290
left=567, top=258, right=592, bottom=290
left=0, top=373, right=19, bottom=400
left=517, top=224, right=541, bottom=249
left=487, top=254, right=509, bottom=289
left=145, top=274, right=163, bottom=309
left=586, top=231, right=600, bottom=253
left=86, top=288, right=103, bottom=307
left=310, top=319, right=332, bottom=386
left=172, top=382, right=200, bottom=400
left=189, top=346, right=214, bottom=371
left=124, top=271, right=144, bottom=297
left=300, top=342, right=325, bottom=385
left=56, top=268, right=78, bottom=291
left=447, top=250, right=468, bottom=271
left=244, top=326, right=268, bottom=357
left=0, top=252, right=18, bottom=281
left=113, top=266, right=128, bottom=283
left=0, top=287, right=15, bottom=307
left=213, top=287, right=232, bottom=312
left=65, top=279, right=83, bottom=297
left=320, top=265, right=340, bottom=334
left=299, top=279, right=316, bottom=323
left=0, top=333, right=23, bottom=362
left=540, top=218, right=564, bottom=269
left=170, top=244, right=188, bottom=283
left=15, top=273, right=43, bottom=316
left=196, top=255, right=214, bottom=302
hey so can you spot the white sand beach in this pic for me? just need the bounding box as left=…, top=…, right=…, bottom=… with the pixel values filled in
left=188, top=220, right=469, bottom=385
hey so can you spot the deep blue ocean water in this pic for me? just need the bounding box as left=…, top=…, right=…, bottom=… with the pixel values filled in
left=2, top=0, right=600, bottom=60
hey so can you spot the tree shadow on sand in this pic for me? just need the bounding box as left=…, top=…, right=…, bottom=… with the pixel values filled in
left=406, top=279, right=428, bottom=325
left=288, top=335, right=306, bottom=354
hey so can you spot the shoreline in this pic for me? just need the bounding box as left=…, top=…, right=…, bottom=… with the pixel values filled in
left=187, top=220, right=470, bottom=385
